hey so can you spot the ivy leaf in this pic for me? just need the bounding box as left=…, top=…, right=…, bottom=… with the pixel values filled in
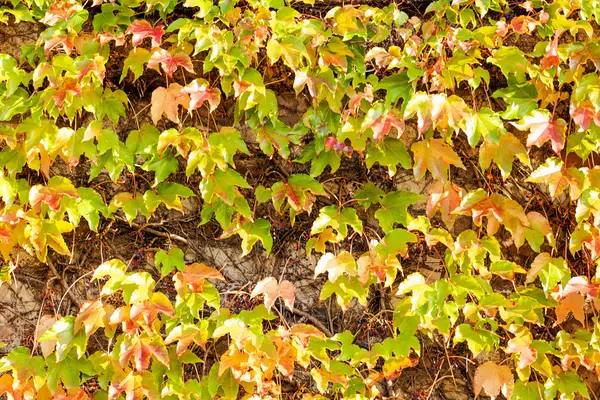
left=376, top=229, right=417, bottom=258
left=354, top=183, right=385, bottom=209
left=426, top=180, right=464, bottom=229
left=365, top=137, right=412, bottom=176
left=250, top=277, right=295, bottom=311
left=236, top=218, right=273, bottom=256
left=375, top=190, right=423, bottom=233
left=411, top=138, right=465, bottom=182
left=525, top=211, right=554, bottom=252
left=271, top=174, right=326, bottom=215
left=267, top=37, right=308, bottom=69
left=575, top=188, right=600, bottom=224
left=492, top=77, right=538, bottom=119
left=127, top=20, right=165, bottom=48
left=473, top=362, right=514, bottom=400
left=453, top=190, right=530, bottom=246
left=526, top=253, right=570, bottom=296
left=555, top=293, right=586, bottom=325
left=175, top=263, right=224, bottom=294
left=311, top=206, right=363, bottom=241
left=147, top=48, right=194, bottom=78
left=150, top=83, right=190, bottom=125
left=487, top=46, right=529, bottom=82
left=526, top=157, right=585, bottom=200
left=200, top=168, right=250, bottom=206
left=320, top=275, right=367, bottom=312
left=463, top=107, right=504, bottom=146
left=181, top=79, right=221, bottom=112
left=544, top=370, right=590, bottom=400
left=144, top=182, right=195, bottom=213
left=376, top=72, right=412, bottom=106
left=208, top=127, right=250, bottom=168
left=315, top=251, right=357, bottom=282
left=361, top=103, right=404, bottom=142
left=74, top=300, right=108, bottom=337
left=121, top=48, right=151, bottom=82
left=295, top=143, right=341, bottom=177
left=511, top=110, right=567, bottom=155
left=255, top=120, right=303, bottom=160
left=479, top=131, right=530, bottom=180
left=155, top=247, right=185, bottom=277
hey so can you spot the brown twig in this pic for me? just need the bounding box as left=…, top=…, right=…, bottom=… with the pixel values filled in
left=292, top=307, right=333, bottom=337
left=46, top=257, right=82, bottom=309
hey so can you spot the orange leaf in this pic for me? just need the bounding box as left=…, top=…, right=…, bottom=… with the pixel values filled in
left=411, top=138, right=465, bottom=182
left=40, top=1, right=81, bottom=26
left=250, top=276, right=295, bottom=311
left=174, top=263, right=224, bottom=294
left=473, top=362, right=514, bottom=399
left=426, top=180, right=464, bottom=229
left=150, top=84, right=190, bottom=125
left=555, top=292, right=586, bottom=325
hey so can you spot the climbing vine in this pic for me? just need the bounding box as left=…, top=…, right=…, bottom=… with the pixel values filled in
left=0, top=0, right=600, bottom=398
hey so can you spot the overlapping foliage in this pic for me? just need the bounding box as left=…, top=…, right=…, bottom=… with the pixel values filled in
left=1, top=0, right=600, bottom=398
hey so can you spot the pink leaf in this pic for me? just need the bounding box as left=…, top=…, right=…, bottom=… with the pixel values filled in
left=127, top=20, right=165, bottom=48
left=147, top=49, right=195, bottom=78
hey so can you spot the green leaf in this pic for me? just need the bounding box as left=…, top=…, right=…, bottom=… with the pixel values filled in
left=354, top=183, right=385, bottom=209
left=375, top=190, right=423, bottom=233
left=121, top=48, right=151, bottom=82
left=376, top=229, right=417, bottom=258
left=200, top=168, right=250, bottom=206
left=295, top=143, right=341, bottom=177
left=526, top=253, right=570, bottom=297
left=237, top=218, right=273, bottom=256
left=487, top=47, right=529, bottom=83
left=365, top=138, right=412, bottom=176
left=376, top=72, right=412, bottom=106
left=492, top=77, right=538, bottom=119
left=155, top=248, right=185, bottom=277
left=311, top=206, right=363, bottom=241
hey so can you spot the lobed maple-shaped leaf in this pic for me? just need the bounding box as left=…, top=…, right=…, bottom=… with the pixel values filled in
left=453, top=190, right=530, bottom=246
left=511, top=110, right=566, bottom=155
left=526, top=157, right=585, bottom=200
left=181, top=79, right=221, bottom=112
left=29, top=176, right=79, bottom=212
left=271, top=174, right=326, bottom=216
left=147, top=48, right=194, bottom=78
left=479, top=131, right=530, bottom=180
left=250, top=277, right=295, bottom=311
left=150, top=83, right=190, bottom=125
left=174, top=263, right=224, bottom=295
left=575, top=188, right=600, bottom=226
left=375, top=190, right=423, bottom=233
left=74, top=300, right=108, bottom=337
left=315, top=251, right=357, bottom=283
left=473, top=362, right=514, bottom=400
left=126, top=20, right=165, bottom=48
left=506, top=325, right=537, bottom=370
left=570, top=101, right=600, bottom=132
left=426, top=180, right=464, bottom=229
left=357, top=243, right=401, bottom=286
left=310, top=206, right=363, bottom=242
left=39, top=0, right=81, bottom=26
left=570, top=222, right=600, bottom=260
left=411, top=138, right=465, bottom=182
left=554, top=292, right=586, bottom=325
left=404, top=93, right=469, bottom=137
left=463, top=107, right=505, bottom=147
left=361, top=103, right=405, bottom=142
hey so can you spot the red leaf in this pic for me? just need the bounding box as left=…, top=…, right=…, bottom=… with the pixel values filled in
left=147, top=49, right=194, bottom=78
left=512, top=110, right=566, bottom=155
left=570, top=102, right=600, bottom=132
left=44, top=34, right=75, bottom=57
left=127, top=20, right=165, bottom=48
left=540, top=36, right=560, bottom=69
left=180, top=79, right=221, bottom=112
